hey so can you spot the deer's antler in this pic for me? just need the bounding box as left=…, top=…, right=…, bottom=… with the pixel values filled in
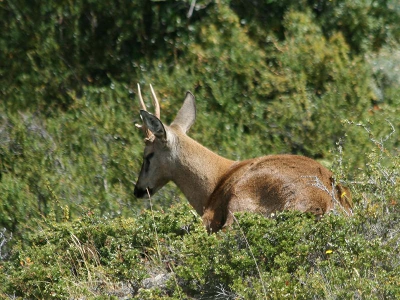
left=136, top=84, right=161, bottom=142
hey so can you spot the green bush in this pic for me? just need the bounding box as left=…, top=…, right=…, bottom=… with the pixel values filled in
left=0, top=0, right=399, bottom=298
left=1, top=200, right=398, bottom=298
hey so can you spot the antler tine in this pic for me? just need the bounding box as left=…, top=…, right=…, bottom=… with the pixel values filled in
left=149, top=84, right=161, bottom=119
left=137, top=83, right=147, bottom=111
left=136, top=83, right=155, bottom=141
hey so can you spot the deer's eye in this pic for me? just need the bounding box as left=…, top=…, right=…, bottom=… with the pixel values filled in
left=145, top=153, right=154, bottom=162
left=144, top=153, right=154, bottom=172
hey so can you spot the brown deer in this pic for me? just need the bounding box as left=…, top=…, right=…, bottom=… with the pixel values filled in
left=134, top=85, right=352, bottom=232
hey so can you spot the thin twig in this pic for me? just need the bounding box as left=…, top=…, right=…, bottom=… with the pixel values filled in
left=230, top=211, right=268, bottom=299
left=302, top=176, right=352, bottom=216
left=146, top=188, right=162, bottom=263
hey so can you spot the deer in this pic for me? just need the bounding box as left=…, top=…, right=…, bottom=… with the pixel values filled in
left=133, top=85, right=353, bottom=232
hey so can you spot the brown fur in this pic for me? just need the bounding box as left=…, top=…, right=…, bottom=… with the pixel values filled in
left=202, top=155, right=352, bottom=232
left=134, top=88, right=353, bottom=232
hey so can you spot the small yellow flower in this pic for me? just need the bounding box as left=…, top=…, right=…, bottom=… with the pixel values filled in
left=325, top=250, right=333, bottom=254
left=20, top=257, right=33, bottom=266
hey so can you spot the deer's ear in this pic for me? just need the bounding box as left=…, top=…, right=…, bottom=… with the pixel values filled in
left=140, top=110, right=166, bottom=140
left=171, top=92, right=196, bottom=134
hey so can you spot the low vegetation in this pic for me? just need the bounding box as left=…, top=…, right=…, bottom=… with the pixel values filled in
left=0, top=0, right=399, bottom=298
left=1, top=144, right=399, bottom=298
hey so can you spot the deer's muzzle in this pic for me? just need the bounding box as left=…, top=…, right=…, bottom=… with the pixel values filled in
left=133, top=186, right=153, bottom=198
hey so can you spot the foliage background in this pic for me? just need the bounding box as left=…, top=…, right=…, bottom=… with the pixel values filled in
left=0, top=0, right=399, bottom=298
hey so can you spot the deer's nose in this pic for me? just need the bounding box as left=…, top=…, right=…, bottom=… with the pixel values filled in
left=134, top=186, right=154, bottom=198
left=133, top=186, right=146, bottom=198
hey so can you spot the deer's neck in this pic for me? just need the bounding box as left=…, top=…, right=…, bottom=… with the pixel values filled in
left=171, top=133, right=234, bottom=216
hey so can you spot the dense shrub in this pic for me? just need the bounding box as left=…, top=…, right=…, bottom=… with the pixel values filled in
left=0, top=0, right=399, bottom=298
left=1, top=202, right=398, bottom=298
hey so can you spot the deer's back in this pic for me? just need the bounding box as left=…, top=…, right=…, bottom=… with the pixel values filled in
left=202, top=155, right=352, bottom=232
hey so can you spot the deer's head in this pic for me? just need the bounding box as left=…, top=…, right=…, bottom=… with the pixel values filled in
left=133, top=85, right=196, bottom=198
